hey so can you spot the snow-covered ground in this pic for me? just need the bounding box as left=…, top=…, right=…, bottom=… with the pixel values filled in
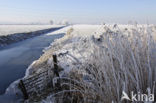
left=38, top=24, right=156, bottom=72
left=40, top=24, right=156, bottom=102
left=7, top=24, right=156, bottom=102
left=0, top=25, right=63, bottom=47
left=0, top=25, right=62, bottom=36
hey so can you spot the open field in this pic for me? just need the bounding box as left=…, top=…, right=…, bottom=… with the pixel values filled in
left=0, top=25, right=63, bottom=47
left=0, top=25, right=62, bottom=36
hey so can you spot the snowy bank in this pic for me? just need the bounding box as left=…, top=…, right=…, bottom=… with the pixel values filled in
left=0, top=25, right=62, bottom=36
left=0, top=26, right=64, bottom=48
left=14, top=24, right=156, bottom=102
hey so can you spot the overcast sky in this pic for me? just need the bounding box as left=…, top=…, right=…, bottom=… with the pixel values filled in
left=0, top=0, right=156, bottom=24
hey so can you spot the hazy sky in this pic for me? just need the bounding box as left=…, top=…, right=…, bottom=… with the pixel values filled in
left=0, top=0, right=156, bottom=24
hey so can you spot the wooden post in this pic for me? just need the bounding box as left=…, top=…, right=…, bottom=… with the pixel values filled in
left=19, top=80, right=29, bottom=99
left=53, top=54, right=59, bottom=77
left=53, top=54, right=61, bottom=90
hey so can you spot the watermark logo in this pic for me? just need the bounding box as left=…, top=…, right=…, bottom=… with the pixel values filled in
left=121, top=91, right=154, bottom=102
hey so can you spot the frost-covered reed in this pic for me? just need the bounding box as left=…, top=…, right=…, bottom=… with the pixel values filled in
left=43, top=24, right=156, bottom=103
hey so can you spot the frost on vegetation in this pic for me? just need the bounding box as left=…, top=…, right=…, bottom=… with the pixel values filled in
left=35, top=24, right=156, bottom=103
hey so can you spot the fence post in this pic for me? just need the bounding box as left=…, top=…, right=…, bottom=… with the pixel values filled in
left=19, top=80, right=29, bottom=99
left=53, top=54, right=59, bottom=77
left=53, top=54, right=62, bottom=91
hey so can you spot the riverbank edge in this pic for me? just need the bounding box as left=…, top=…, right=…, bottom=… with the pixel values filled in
left=0, top=26, right=68, bottom=103
left=0, top=26, right=64, bottom=48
